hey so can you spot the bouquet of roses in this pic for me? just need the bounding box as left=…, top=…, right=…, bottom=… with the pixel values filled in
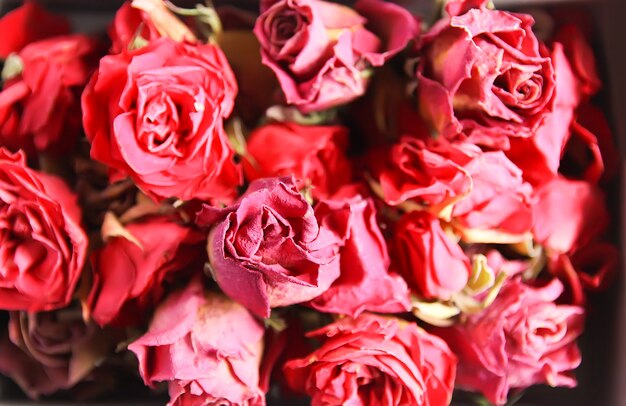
left=0, top=0, right=618, bottom=405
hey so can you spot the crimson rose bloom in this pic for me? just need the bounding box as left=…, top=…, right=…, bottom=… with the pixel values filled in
left=82, top=38, right=241, bottom=203
left=0, top=149, right=87, bottom=311
left=129, top=278, right=265, bottom=406
left=284, top=313, right=457, bottom=405
left=0, top=35, right=100, bottom=154
left=197, top=176, right=347, bottom=318
left=87, top=215, right=205, bottom=327
left=309, top=188, right=411, bottom=317
left=393, top=210, right=470, bottom=300
left=0, top=2, right=69, bottom=59
left=417, top=0, right=555, bottom=148
left=436, top=278, right=584, bottom=405
left=244, top=122, right=352, bottom=199
left=254, top=0, right=419, bottom=112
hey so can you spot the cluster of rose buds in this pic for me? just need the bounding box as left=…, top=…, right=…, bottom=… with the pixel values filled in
left=0, top=0, right=618, bottom=405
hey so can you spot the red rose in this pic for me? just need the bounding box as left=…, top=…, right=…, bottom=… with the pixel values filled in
left=0, top=149, right=87, bottom=311
left=254, top=0, right=419, bottom=112
left=0, top=1, right=69, bottom=59
left=309, top=188, right=411, bottom=317
left=436, top=278, right=584, bottom=405
left=82, top=38, right=241, bottom=203
left=393, top=210, right=470, bottom=300
left=370, top=137, right=472, bottom=208
left=128, top=278, right=266, bottom=406
left=197, top=176, right=347, bottom=318
left=0, top=309, right=116, bottom=399
left=284, top=313, right=457, bottom=405
left=0, top=35, right=101, bottom=154
left=244, top=122, right=352, bottom=199
left=87, top=214, right=205, bottom=327
left=417, top=1, right=555, bottom=148
left=108, top=1, right=160, bottom=53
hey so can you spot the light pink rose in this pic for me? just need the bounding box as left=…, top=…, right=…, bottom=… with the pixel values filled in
left=128, top=278, right=265, bottom=406
left=196, top=176, right=348, bottom=318
left=254, top=0, right=419, bottom=111
left=435, top=278, right=584, bottom=405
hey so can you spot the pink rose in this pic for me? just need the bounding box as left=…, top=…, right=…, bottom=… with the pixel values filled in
left=87, top=215, right=205, bottom=327
left=128, top=278, right=265, bottom=406
left=82, top=38, right=241, bottom=203
left=417, top=1, right=555, bottom=148
left=284, top=313, right=457, bottom=405
left=0, top=149, right=87, bottom=311
left=532, top=176, right=607, bottom=255
left=254, top=0, right=419, bottom=111
left=393, top=210, right=470, bottom=300
left=0, top=35, right=101, bottom=154
left=450, top=148, right=534, bottom=239
left=436, top=278, right=584, bottom=405
left=309, top=187, right=411, bottom=317
left=243, top=122, right=352, bottom=199
left=196, top=176, right=347, bottom=318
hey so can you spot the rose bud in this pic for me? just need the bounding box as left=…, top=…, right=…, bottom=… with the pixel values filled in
left=0, top=35, right=101, bottom=154
left=82, top=38, right=241, bottom=203
left=128, top=278, right=266, bottom=406
left=417, top=0, right=555, bottom=148
left=108, top=1, right=161, bottom=53
left=243, top=122, right=352, bottom=199
left=0, top=2, right=69, bottom=59
left=254, top=0, right=419, bottom=112
left=309, top=188, right=411, bottom=317
left=87, top=214, right=205, bottom=327
left=393, top=210, right=471, bottom=301
left=435, top=278, right=584, bottom=405
left=0, top=308, right=117, bottom=399
left=196, top=175, right=348, bottom=318
left=284, top=313, right=457, bottom=405
left=0, top=149, right=87, bottom=312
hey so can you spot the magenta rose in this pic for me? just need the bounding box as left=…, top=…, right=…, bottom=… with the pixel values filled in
left=254, top=0, right=419, bottom=111
left=393, top=210, right=470, bottom=300
left=417, top=0, right=555, bottom=148
left=0, top=149, right=87, bottom=311
left=128, top=278, right=265, bottom=406
left=196, top=176, right=347, bottom=318
left=436, top=278, right=584, bottom=405
left=0, top=309, right=116, bottom=399
left=87, top=215, right=205, bottom=327
left=309, top=187, right=411, bottom=317
left=284, top=313, right=457, bottom=405
left=82, top=38, right=241, bottom=203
